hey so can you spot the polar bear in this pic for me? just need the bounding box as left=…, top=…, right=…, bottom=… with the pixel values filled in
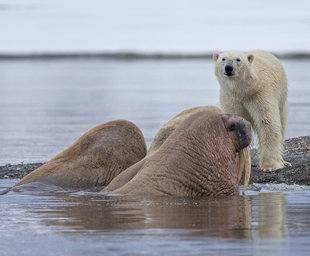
left=213, top=50, right=290, bottom=171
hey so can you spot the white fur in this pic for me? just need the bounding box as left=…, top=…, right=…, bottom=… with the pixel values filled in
left=214, top=50, right=289, bottom=171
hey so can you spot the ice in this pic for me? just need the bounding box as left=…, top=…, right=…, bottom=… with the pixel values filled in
left=0, top=0, right=309, bottom=54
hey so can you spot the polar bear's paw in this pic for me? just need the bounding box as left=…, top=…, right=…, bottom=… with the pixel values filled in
left=282, top=160, right=292, bottom=167
left=260, top=161, right=284, bottom=172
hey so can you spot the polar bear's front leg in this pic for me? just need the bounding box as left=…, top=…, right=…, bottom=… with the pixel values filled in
left=251, top=106, right=285, bottom=172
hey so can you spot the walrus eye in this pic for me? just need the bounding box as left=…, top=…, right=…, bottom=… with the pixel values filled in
left=229, top=123, right=236, bottom=131
left=236, top=58, right=241, bottom=62
left=222, top=58, right=226, bottom=61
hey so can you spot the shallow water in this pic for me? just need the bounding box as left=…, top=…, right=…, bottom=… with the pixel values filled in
left=0, top=58, right=310, bottom=255
left=1, top=179, right=310, bottom=256
left=0, top=59, right=309, bottom=165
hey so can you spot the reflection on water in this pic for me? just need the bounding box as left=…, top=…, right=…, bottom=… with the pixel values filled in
left=257, top=193, right=288, bottom=239
left=38, top=194, right=251, bottom=238
left=1, top=179, right=310, bottom=255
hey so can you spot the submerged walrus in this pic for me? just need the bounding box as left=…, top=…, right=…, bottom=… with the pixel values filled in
left=106, top=106, right=251, bottom=193
left=108, top=110, right=252, bottom=197
left=106, top=106, right=223, bottom=191
left=13, top=120, right=147, bottom=190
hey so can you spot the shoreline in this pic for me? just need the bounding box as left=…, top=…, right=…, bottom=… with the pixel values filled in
left=1, top=51, right=310, bottom=61
left=1, top=136, right=309, bottom=185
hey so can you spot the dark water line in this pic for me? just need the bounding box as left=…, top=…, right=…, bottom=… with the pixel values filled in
left=1, top=51, right=310, bottom=61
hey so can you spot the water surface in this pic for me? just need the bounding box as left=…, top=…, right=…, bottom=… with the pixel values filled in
left=1, top=179, right=310, bottom=256
left=0, top=58, right=310, bottom=255
left=0, top=59, right=309, bottom=165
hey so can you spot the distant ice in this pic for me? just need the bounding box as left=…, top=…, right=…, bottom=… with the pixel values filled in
left=0, top=0, right=310, bottom=54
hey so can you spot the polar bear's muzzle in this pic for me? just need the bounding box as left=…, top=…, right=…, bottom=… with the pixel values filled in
left=224, top=61, right=236, bottom=77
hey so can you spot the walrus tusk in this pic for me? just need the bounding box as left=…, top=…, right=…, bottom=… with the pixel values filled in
left=237, top=151, right=244, bottom=183
left=241, top=146, right=251, bottom=194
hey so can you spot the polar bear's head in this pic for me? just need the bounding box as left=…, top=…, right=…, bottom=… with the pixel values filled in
left=213, top=51, right=254, bottom=78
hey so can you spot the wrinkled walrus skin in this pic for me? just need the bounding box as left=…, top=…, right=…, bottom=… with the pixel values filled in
left=106, top=106, right=223, bottom=192
left=14, top=120, right=147, bottom=189
left=109, top=110, right=252, bottom=197
left=148, top=106, right=223, bottom=154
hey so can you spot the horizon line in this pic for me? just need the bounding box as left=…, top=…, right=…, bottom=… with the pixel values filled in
left=1, top=51, right=310, bottom=60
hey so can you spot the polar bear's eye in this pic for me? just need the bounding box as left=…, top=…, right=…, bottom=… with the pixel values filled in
left=236, top=58, right=241, bottom=62
left=222, top=58, right=226, bottom=61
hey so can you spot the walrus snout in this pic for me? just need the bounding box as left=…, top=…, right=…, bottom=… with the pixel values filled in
left=221, top=114, right=252, bottom=151
left=237, top=120, right=252, bottom=150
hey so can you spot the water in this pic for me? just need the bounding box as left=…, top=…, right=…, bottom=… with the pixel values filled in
left=1, top=179, right=310, bottom=256
left=0, top=58, right=309, bottom=255
left=0, top=59, right=309, bottom=165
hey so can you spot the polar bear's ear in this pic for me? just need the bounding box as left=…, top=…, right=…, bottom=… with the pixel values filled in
left=213, top=53, right=220, bottom=62
left=247, top=54, right=254, bottom=63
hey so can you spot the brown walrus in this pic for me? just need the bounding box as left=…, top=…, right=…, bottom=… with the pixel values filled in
left=148, top=106, right=223, bottom=154
left=13, top=120, right=147, bottom=190
left=106, top=106, right=251, bottom=193
left=106, top=106, right=223, bottom=192
left=108, top=110, right=252, bottom=197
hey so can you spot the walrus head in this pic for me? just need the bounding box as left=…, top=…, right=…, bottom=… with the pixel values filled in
left=110, top=110, right=253, bottom=197
left=221, top=114, right=252, bottom=152
left=221, top=114, right=252, bottom=194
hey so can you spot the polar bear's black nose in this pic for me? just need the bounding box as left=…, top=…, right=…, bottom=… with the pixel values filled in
left=225, top=64, right=234, bottom=76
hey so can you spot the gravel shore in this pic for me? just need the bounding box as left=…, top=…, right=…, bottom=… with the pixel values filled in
left=0, top=163, right=44, bottom=179
left=251, top=136, right=310, bottom=185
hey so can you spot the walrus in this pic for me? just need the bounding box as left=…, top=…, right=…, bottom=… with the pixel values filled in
left=108, top=110, right=252, bottom=197
left=106, top=106, right=223, bottom=191
left=106, top=106, right=251, bottom=193
left=148, top=105, right=223, bottom=154
left=12, top=120, right=147, bottom=190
